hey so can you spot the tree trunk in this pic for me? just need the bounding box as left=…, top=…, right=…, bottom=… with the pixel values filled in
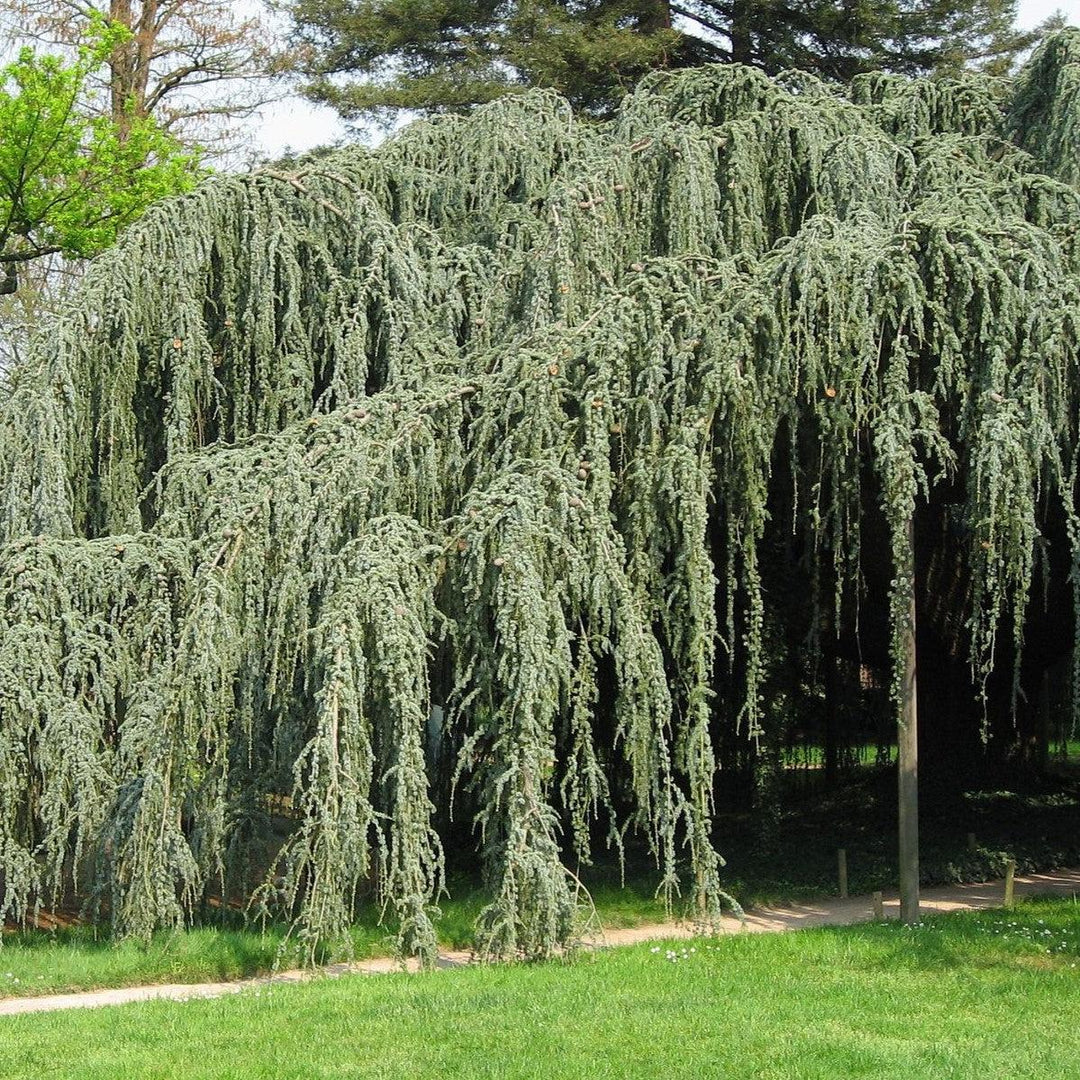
left=637, top=0, right=672, bottom=33
left=899, top=511, right=919, bottom=924
left=109, top=0, right=158, bottom=136
left=109, top=0, right=135, bottom=134
left=823, top=616, right=840, bottom=788
left=730, top=0, right=752, bottom=64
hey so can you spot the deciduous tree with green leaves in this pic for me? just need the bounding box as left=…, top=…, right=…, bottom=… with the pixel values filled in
left=2, top=0, right=283, bottom=157
left=0, top=23, right=195, bottom=294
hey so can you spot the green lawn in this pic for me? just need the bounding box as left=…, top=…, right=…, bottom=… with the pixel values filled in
left=2, top=899, right=1079, bottom=1079
left=1055, top=739, right=1080, bottom=762
left=781, top=742, right=896, bottom=769
left=0, top=873, right=670, bottom=1000
left=0, top=925, right=288, bottom=999
left=3, top=765, right=1079, bottom=1002
left=3, top=762, right=1077, bottom=1004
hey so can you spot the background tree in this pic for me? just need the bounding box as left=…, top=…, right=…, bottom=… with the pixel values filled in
left=286, top=0, right=1040, bottom=120
left=0, top=0, right=281, bottom=375
left=1, top=0, right=281, bottom=156
left=0, top=24, right=194, bottom=295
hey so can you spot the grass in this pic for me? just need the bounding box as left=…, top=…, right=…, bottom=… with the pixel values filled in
left=719, top=765, right=1080, bottom=905
left=781, top=742, right=896, bottom=770
left=1054, top=739, right=1080, bottom=761
left=2, top=898, right=1079, bottom=1079
left=0, top=925, right=287, bottom=999
left=3, top=762, right=1077, bottom=1001
left=0, top=873, right=670, bottom=1000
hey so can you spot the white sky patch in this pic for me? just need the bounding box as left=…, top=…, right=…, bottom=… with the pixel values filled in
left=249, top=94, right=353, bottom=160
left=1018, top=0, right=1080, bottom=27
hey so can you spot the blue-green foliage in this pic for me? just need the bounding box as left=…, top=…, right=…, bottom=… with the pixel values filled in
left=1, top=32, right=1080, bottom=963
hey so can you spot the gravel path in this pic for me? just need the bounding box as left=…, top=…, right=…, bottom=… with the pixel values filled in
left=3, top=867, right=1078, bottom=1018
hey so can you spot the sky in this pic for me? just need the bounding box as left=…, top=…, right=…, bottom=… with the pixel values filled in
left=1021, top=0, right=1080, bottom=23
left=250, top=0, right=1080, bottom=160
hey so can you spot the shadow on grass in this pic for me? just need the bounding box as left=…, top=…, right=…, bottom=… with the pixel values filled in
left=803, top=898, right=1080, bottom=975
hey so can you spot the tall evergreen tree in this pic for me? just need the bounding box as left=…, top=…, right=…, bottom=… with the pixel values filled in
left=286, top=0, right=1039, bottom=119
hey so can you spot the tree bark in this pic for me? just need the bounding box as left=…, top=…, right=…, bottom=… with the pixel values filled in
left=899, top=511, right=919, bottom=924
left=637, top=0, right=673, bottom=33
left=823, top=605, right=840, bottom=788
left=730, top=0, right=752, bottom=64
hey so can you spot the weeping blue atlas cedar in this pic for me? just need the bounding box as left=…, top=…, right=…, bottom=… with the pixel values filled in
left=1, top=31, right=1079, bottom=963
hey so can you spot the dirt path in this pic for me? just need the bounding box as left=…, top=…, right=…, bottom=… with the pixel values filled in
left=3, top=867, right=1078, bottom=1018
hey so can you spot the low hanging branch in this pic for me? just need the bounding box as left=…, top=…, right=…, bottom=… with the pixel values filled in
left=2, top=31, right=1080, bottom=963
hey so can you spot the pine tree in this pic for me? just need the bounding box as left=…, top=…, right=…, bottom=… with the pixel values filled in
left=286, top=0, right=1039, bottom=120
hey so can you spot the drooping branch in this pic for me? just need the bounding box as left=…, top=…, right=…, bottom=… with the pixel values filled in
left=1, top=30, right=1079, bottom=962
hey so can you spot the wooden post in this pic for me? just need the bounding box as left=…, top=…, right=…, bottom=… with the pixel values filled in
left=1004, top=859, right=1016, bottom=908
left=899, top=513, right=920, bottom=925
left=872, top=891, right=884, bottom=921
left=838, top=848, right=848, bottom=899
left=967, top=832, right=977, bottom=852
